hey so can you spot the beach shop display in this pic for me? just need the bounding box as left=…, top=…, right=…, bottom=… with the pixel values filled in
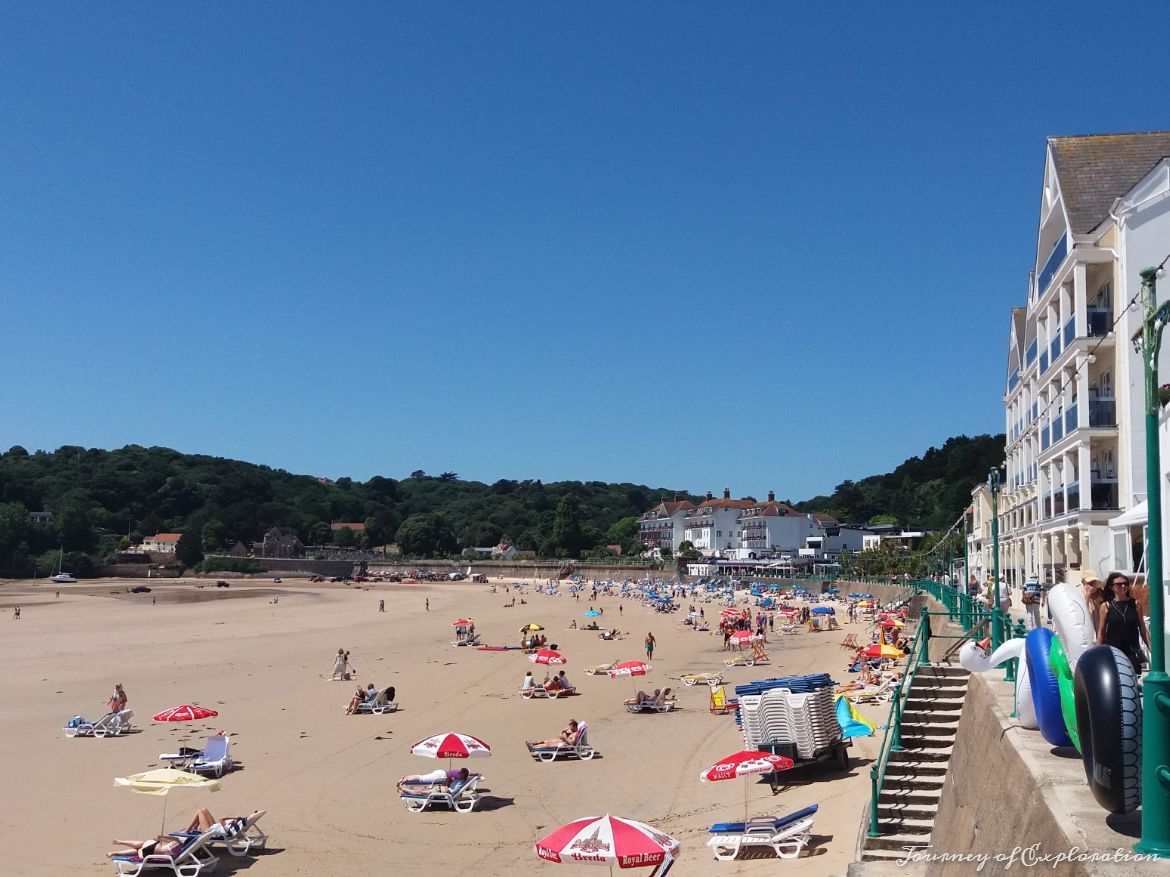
left=535, top=814, right=679, bottom=874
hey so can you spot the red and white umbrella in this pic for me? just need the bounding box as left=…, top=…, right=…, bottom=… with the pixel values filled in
left=452, top=618, right=472, bottom=626
left=699, top=750, right=794, bottom=783
left=607, top=660, right=651, bottom=679
left=729, top=630, right=761, bottom=645
left=720, top=608, right=745, bottom=619
left=535, top=814, right=679, bottom=869
left=410, top=732, right=491, bottom=760
left=152, top=704, right=219, bottom=722
left=530, top=648, right=567, bottom=666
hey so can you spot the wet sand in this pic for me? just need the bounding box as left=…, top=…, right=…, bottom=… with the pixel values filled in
left=0, top=576, right=884, bottom=875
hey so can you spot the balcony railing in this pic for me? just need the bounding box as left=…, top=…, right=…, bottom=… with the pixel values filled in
left=1008, top=368, right=1020, bottom=391
left=1052, top=492, right=1065, bottom=515
left=1066, top=407, right=1078, bottom=432
left=1038, top=234, right=1068, bottom=296
left=1041, top=426, right=1051, bottom=450
left=1052, top=418, right=1064, bottom=444
left=1040, top=350, right=1050, bottom=373
left=1050, top=336, right=1062, bottom=363
left=1087, top=307, right=1110, bottom=337
left=1089, top=400, right=1116, bottom=428
left=1026, top=340, right=1038, bottom=367
left=1064, top=317, right=1075, bottom=346
left=1091, top=482, right=1119, bottom=510
left=1067, top=484, right=1080, bottom=511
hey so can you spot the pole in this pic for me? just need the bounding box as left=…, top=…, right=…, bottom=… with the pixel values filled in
left=963, top=508, right=970, bottom=627
left=989, top=469, right=1003, bottom=651
left=1136, top=266, right=1170, bottom=857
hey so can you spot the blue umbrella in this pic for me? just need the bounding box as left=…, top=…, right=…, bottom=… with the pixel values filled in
left=811, top=607, right=835, bottom=615
left=584, top=609, right=602, bottom=617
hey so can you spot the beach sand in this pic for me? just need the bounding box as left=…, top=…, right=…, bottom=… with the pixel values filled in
left=0, top=577, right=883, bottom=875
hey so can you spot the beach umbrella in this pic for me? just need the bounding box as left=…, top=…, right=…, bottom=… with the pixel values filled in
left=811, top=607, right=835, bottom=615
left=152, top=704, right=219, bottom=722
left=114, top=768, right=220, bottom=833
left=877, top=619, right=904, bottom=628
left=607, top=660, right=651, bottom=678
left=410, top=732, right=492, bottom=760
left=530, top=649, right=567, bottom=666
left=860, top=644, right=903, bottom=659
left=698, top=750, right=794, bottom=783
left=584, top=609, right=602, bottom=618
left=729, top=630, right=761, bottom=646
left=452, top=618, right=472, bottom=626
left=520, top=623, right=545, bottom=633
left=535, top=814, right=679, bottom=872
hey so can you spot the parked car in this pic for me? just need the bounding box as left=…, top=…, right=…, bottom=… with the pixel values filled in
left=131, top=585, right=152, bottom=594
left=215, top=580, right=230, bottom=588
left=472, top=574, right=488, bottom=583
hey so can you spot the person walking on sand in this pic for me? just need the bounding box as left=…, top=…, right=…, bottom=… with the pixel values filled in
left=379, top=599, right=385, bottom=613
left=12, top=606, right=20, bottom=620
left=332, top=648, right=348, bottom=680
left=425, top=598, right=429, bottom=612
left=645, top=631, right=656, bottom=661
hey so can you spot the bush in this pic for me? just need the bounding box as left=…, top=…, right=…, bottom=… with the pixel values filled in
left=196, top=556, right=266, bottom=574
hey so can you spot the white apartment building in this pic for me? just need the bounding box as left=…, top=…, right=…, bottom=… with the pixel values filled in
left=682, top=489, right=754, bottom=555
left=636, top=499, right=696, bottom=554
left=1000, top=132, right=1170, bottom=585
left=734, top=493, right=837, bottom=559
left=966, top=484, right=994, bottom=584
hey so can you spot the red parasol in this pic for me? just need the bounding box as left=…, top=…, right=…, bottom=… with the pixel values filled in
left=152, top=704, right=219, bottom=722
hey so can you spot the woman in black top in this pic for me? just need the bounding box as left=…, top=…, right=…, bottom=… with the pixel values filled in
left=1096, top=573, right=1151, bottom=675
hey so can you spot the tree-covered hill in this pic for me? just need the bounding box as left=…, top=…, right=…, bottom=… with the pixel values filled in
left=0, top=435, right=1004, bottom=576
left=794, top=433, right=1005, bottom=529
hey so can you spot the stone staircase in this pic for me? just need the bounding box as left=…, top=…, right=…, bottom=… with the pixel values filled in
left=859, top=663, right=969, bottom=864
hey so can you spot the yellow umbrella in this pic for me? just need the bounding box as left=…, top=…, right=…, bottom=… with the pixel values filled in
left=860, top=644, right=904, bottom=659
left=115, top=768, right=220, bottom=832
left=520, top=623, right=544, bottom=633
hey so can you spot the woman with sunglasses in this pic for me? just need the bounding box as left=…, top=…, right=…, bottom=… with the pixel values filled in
left=1097, top=572, right=1151, bottom=675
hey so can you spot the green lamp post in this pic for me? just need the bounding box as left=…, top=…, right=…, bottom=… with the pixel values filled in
left=988, top=468, right=1004, bottom=650
left=1134, top=266, right=1170, bottom=858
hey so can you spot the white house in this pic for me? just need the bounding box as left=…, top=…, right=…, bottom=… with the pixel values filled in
left=1000, top=132, right=1170, bottom=585
left=141, top=533, right=182, bottom=554
left=636, top=499, right=697, bottom=554
left=733, top=493, right=833, bottom=559
left=682, top=490, right=754, bottom=556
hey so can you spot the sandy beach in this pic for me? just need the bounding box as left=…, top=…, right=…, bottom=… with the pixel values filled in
left=0, top=576, right=884, bottom=875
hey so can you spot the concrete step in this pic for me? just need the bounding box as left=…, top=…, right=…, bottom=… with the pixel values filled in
left=899, top=710, right=961, bottom=724
left=873, top=817, right=935, bottom=836
left=882, top=776, right=947, bottom=792
left=877, top=804, right=937, bottom=821
left=862, top=847, right=928, bottom=863
left=903, top=698, right=964, bottom=713
left=898, top=736, right=957, bottom=750
left=921, top=662, right=970, bottom=674
left=883, top=761, right=949, bottom=777
left=910, top=677, right=968, bottom=690
left=899, top=722, right=959, bottom=736
left=888, top=745, right=953, bottom=761
left=879, top=790, right=942, bottom=806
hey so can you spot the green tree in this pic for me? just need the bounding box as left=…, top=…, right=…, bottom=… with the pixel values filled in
left=333, top=526, right=356, bottom=547
left=176, top=529, right=204, bottom=566
left=396, top=514, right=457, bottom=557
left=202, top=519, right=227, bottom=552
left=552, top=495, right=584, bottom=557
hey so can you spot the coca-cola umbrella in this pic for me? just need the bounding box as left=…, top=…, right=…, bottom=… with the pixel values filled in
left=152, top=704, right=219, bottom=723
left=535, top=814, right=679, bottom=874
left=530, top=649, right=567, bottom=666
left=607, top=659, right=652, bottom=696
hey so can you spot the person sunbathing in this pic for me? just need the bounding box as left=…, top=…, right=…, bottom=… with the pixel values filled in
left=543, top=675, right=564, bottom=693
left=568, top=619, right=577, bottom=629
left=345, top=685, right=366, bottom=714
left=397, top=767, right=470, bottom=792
left=106, top=809, right=243, bottom=858
left=625, top=688, right=661, bottom=705
left=526, top=719, right=579, bottom=750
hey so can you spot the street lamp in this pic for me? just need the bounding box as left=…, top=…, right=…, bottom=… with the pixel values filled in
left=1133, top=265, right=1170, bottom=858
left=988, top=468, right=1004, bottom=650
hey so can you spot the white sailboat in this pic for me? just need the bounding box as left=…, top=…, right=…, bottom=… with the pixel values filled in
left=49, top=548, right=77, bottom=584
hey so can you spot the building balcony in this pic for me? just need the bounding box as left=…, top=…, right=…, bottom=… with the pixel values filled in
left=1091, top=482, right=1119, bottom=511
left=1065, top=407, right=1078, bottom=432
left=1067, top=484, right=1080, bottom=511
left=1037, top=234, right=1068, bottom=297
left=1089, top=400, right=1116, bottom=428
left=1087, top=307, right=1110, bottom=337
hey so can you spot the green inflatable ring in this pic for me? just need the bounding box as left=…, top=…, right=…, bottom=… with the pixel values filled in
left=1049, top=637, right=1080, bottom=752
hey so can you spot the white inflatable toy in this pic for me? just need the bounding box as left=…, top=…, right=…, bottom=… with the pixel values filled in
left=958, top=638, right=1037, bottom=729
left=1047, top=583, right=1097, bottom=669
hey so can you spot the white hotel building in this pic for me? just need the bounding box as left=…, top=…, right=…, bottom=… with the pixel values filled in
left=1000, top=132, right=1170, bottom=585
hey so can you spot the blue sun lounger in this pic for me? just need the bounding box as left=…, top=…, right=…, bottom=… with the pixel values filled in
left=707, top=804, right=818, bottom=860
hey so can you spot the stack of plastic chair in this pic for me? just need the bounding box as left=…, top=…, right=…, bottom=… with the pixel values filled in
left=734, top=674, right=841, bottom=759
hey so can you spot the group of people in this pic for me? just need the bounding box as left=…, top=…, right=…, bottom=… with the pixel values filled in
left=346, top=682, right=395, bottom=714
left=1082, top=572, right=1152, bottom=675
left=520, top=669, right=575, bottom=694
left=330, top=648, right=353, bottom=680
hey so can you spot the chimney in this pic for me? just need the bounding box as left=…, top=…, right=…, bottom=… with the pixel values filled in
left=768, top=491, right=775, bottom=502
left=723, top=488, right=731, bottom=500
left=706, top=491, right=713, bottom=500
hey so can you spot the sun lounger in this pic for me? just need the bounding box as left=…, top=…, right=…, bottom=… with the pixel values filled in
left=584, top=661, right=619, bottom=676
left=399, top=774, right=483, bottom=813
left=843, top=680, right=895, bottom=704
left=529, top=723, right=596, bottom=762
left=355, top=687, right=398, bottom=715
left=707, top=804, right=818, bottom=861
left=520, top=685, right=568, bottom=699
left=65, top=709, right=134, bottom=738
left=723, top=645, right=769, bottom=667
left=110, top=829, right=219, bottom=876
left=170, top=810, right=268, bottom=858
left=160, top=734, right=233, bottom=778
left=680, top=672, right=723, bottom=687
left=625, top=692, right=676, bottom=714
left=840, top=634, right=860, bottom=650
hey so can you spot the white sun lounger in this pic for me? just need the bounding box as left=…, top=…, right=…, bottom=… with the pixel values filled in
left=583, top=661, right=619, bottom=676
left=110, top=829, right=219, bottom=876
left=520, top=685, right=568, bottom=699
left=625, top=693, right=676, bottom=714
left=707, top=804, right=818, bottom=861
left=172, top=810, right=268, bottom=857
left=529, top=723, right=596, bottom=762
left=355, top=687, right=398, bottom=714
left=399, top=774, right=483, bottom=813
left=159, top=734, right=233, bottom=778
left=66, top=709, right=134, bottom=738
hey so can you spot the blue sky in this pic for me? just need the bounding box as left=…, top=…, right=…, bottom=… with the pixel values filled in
left=2, top=3, right=1167, bottom=500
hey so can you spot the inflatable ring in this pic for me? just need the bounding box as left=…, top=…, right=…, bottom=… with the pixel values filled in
left=1049, top=638, right=1080, bottom=751
left=957, top=638, right=1036, bottom=729
left=1048, top=583, right=1097, bottom=667
left=1073, top=645, right=1142, bottom=814
left=1025, top=628, right=1070, bottom=747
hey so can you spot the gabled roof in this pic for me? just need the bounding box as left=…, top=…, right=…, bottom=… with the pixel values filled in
left=697, top=498, right=755, bottom=510
left=748, top=500, right=801, bottom=517
left=659, top=500, right=695, bottom=515
left=1050, top=132, right=1170, bottom=235
left=330, top=522, right=366, bottom=532
left=147, top=533, right=182, bottom=543
left=810, top=513, right=839, bottom=525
